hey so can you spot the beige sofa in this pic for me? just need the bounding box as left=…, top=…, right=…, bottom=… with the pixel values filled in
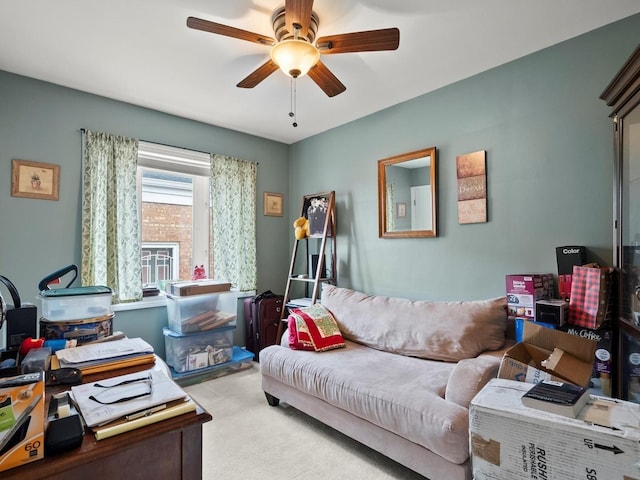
left=260, top=285, right=508, bottom=480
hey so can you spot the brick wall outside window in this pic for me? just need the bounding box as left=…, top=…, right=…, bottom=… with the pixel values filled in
left=142, top=201, right=192, bottom=280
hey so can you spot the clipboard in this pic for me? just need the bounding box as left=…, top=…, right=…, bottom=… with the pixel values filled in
left=92, top=398, right=197, bottom=440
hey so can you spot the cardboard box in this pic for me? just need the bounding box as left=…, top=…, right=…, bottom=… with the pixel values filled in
left=555, top=245, right=586, bottom=275
left=506, top=274, right=554, bottom=319
left=561, top=325, right=614, bottom=397
left=497, top=321, right=596, bottom=387
left=0, top=372, right=45, bottom=472
left=623, top=332, right=640, bottom=403
left=165, top=280, right=231, bottom=296
left=470, top=378, right=640, bottom=480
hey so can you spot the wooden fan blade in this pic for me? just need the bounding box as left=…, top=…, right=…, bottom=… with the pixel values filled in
left=187, top=17, right=274, bottom=46
left=307, top=61, right=346, bottom=97
left=285, top=0, right=314, bottom=38
left=317, top=28, right=399, bottom=54
left=237, top=60, right=279, bottom=89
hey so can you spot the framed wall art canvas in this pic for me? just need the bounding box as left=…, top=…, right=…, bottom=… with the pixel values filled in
left=456, top=150, right=486, bottom=224
left=397, top=202, right=407, bottom=218
left=11, top=159, right=60, bottom=201
left=264, top=192, right=283, bottom=216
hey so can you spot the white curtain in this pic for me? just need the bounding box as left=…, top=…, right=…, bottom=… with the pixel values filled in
left=210, top=154, right=257, bottom=291
left=81, top=129, right=142, bottom=303
left=386, top=182, right=396, bottom=232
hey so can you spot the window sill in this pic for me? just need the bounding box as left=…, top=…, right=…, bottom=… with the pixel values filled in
left=111, top=289, right=256, bottom=312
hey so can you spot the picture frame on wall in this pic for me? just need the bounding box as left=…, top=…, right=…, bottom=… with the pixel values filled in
left=11, top=159, right=60, bottom=201
left=397, top=202, right=407, bottom=218
left=264, top=191, right=284, bottom=216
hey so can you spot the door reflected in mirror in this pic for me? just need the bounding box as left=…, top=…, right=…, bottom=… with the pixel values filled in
left=378, top=147, right=437, bottom=238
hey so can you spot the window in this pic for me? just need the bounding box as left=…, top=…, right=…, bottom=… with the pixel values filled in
left=137, top=142, right=212, bottom=288
left=141, top=244, right=179, bottom=285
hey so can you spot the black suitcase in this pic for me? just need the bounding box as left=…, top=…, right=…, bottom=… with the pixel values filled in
left=244, top=290, right=284, bottom=359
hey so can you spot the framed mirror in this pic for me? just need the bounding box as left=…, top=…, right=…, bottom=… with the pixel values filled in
left=378, top=147, right=437, bottom=238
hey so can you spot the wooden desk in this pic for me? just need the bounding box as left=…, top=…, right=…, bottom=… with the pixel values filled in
left=3, top=362, right=212, bottom=480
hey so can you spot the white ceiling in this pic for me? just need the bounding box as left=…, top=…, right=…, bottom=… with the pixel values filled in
left=1, top=1, right=639, bottom=145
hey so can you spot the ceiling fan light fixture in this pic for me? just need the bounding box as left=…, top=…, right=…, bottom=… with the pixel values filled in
left=270, top=39, right=320, bottom=78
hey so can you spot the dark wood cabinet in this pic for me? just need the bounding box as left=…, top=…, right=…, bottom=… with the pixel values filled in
left=2, top=363, right=212, bottom=480
left=600, top=43, right=640, bottom=402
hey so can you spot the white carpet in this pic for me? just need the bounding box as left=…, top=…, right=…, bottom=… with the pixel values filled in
left=184, top=364, right=427, bottom=479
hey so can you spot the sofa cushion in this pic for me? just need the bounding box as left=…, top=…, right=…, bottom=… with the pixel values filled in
left=287, top=304, right=346, bottom=352
left=260, top=341, right=471, bottom=464
left=320, top=285, right=506, bottom=362
left=444, top=355, right=500, bottom=407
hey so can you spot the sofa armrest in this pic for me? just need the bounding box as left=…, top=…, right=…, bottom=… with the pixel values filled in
left=444, top=355, right=501, bottom=408
left=280, top=327, right=290, bottom=347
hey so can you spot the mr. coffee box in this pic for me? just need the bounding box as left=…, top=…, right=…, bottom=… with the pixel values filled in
left=624, top=332, right=640, bottom=403
left=470, top=378, right=640, bottom=480
left=0, top=372, right=45, bottom=472
left=560, top=325, right=614, bottom=397
left=506, top=274, right=554, bottom=320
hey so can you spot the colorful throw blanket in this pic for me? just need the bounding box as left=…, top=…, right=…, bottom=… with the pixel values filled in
left=288, top=304, right=346, bottom=352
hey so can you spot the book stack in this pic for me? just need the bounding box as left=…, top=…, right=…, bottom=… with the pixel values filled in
left=521, top=380, right=590, bottom=418
left=71, top=369, right=196, bottom=440
left=52, top=337, right=156, bottom=374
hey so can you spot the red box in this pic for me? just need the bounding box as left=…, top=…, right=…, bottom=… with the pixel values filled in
left=506, top=274, right=554, bottom=319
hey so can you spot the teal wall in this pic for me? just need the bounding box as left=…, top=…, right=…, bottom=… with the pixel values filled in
left=0, top=74, right=291, bottom=307
left=289, top=14, right=640, bottom=301
left=1, top=14, right=639, bottom=352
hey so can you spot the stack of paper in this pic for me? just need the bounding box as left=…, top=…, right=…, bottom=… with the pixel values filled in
left=53, top=337, right=155, bottom=374
left=71, top=369, right=195, bottom=440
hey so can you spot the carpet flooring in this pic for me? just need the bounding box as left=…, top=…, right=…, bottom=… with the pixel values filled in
left=184, top=363, right=427, bottom=479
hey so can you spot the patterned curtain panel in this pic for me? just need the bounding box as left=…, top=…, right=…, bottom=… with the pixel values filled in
left=210, top=154, right=257, bottom=291
left=386, top=182, right=396, bottom=232
left=81, top=130, right=142, bottom=303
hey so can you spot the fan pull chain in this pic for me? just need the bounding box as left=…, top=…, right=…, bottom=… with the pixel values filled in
left=289, top=77, right=298, bottom=127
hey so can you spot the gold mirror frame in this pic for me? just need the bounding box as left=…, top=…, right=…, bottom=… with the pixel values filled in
left=378, top=147, right=437, bottom=238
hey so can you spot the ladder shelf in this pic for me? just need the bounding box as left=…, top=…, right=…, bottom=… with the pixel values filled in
left=277, top=191, right=337, bottom=341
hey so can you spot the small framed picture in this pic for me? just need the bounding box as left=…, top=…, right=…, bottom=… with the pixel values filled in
left=11, top=159, right=60, bottom=201
left=397, top=202, right=407, bottom=218
left=264, top=192, right=283, bottom=216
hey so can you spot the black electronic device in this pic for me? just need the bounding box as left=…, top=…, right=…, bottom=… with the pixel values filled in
left=45, top=393, right=84, bottom=454
left=0, top=275, right=38, bottom=352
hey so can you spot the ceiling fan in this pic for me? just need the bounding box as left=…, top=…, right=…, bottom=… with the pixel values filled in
left=186, top=0, right=400, bottom=98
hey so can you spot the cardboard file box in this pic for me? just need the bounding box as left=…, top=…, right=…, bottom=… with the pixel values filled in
left=0, top=372, right=45, bottom=472
left=470, top=378, right=640, bottom=480
left=498, top=321, right=596, bottom=387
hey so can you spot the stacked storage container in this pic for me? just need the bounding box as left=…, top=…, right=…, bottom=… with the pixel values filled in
left=163, top=290, right=239, bottom=373
left=39, top=286, right=114, bottom=344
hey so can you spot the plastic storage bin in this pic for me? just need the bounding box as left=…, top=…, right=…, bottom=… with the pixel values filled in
left=38, top=286, right=113, bottom=321
left=166, top=291, right=237, bottom=334
left=163, top=326, right=234, bottom=373
left=40, top=314, right=114, bottom=344
left=168, top=347, right=255, bottom=384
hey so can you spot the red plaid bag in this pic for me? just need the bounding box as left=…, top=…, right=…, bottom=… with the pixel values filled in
left=568, top=265, right=614, bottom=328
